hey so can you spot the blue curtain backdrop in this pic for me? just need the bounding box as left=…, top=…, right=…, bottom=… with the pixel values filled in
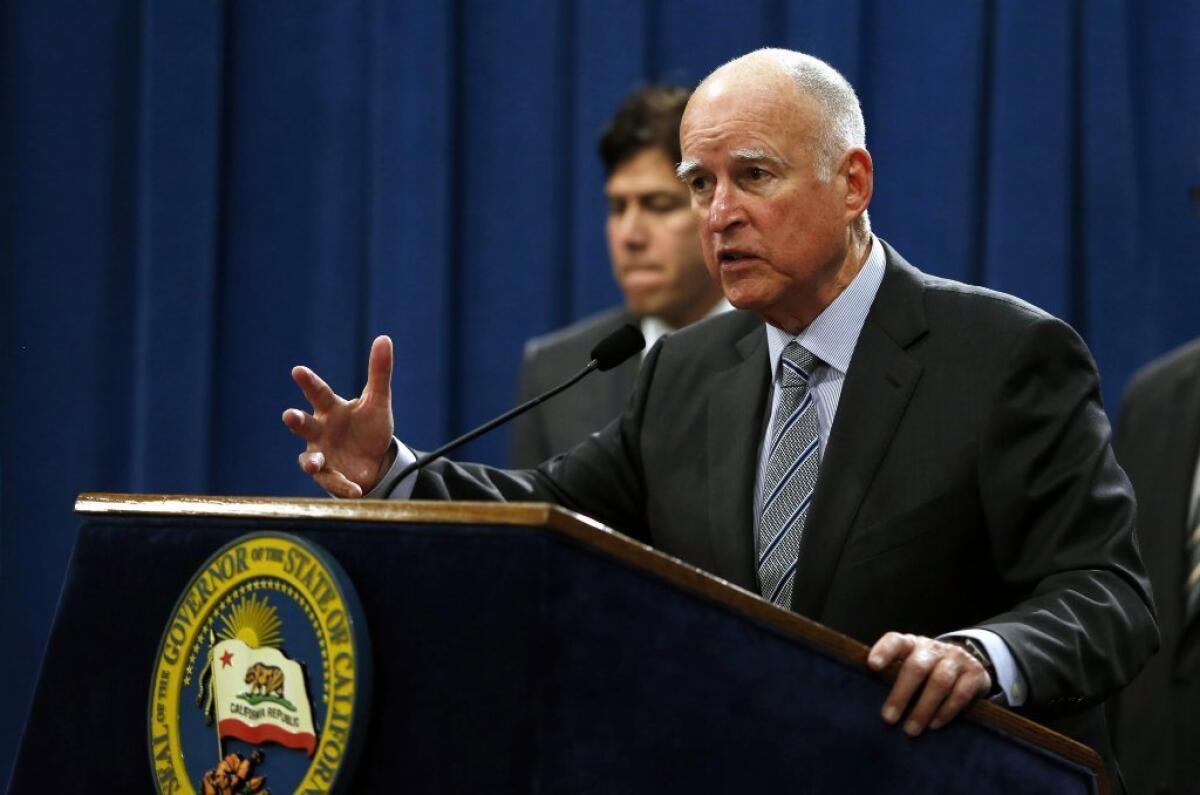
left=2, top=0, right=1198, bottom=779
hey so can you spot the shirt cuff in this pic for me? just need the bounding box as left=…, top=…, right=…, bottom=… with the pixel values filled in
left=363, top=437, right=419, bottom=499
left=939, top=628, right=1027, bottom=706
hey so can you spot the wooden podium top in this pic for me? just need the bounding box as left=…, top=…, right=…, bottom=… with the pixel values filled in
left=76, top=492, right=596, bottom=529
left=76, top=492, right=1107, bottom=791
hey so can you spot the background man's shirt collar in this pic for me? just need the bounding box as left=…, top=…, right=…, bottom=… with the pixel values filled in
left=640, top=297, right=733, bottom=356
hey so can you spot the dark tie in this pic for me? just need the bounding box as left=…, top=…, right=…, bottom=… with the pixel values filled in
left=1186, top=497, right=1200, bottom=629
left=758, top=342, right=821, bottom=607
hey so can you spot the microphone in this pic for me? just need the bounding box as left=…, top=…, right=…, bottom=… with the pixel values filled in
left=589, top=323, right=645, bottom=371
left=393, top=323, right=645, bottom=482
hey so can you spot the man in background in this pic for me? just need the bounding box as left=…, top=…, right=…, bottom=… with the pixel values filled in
left=1108, top=185, right=1200, bottom=795
left=510, top=86, right=727, bottom=467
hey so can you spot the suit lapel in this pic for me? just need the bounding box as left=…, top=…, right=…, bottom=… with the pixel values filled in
left=790, top=245, right=927, bottom=618
left=1170, top=357, right=1200, bottom=668
left=707, top=324, right=770, bottom=590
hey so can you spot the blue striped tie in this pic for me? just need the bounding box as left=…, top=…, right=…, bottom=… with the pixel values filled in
left=1186, top=497, right=1200, bottom=629
left=758, top=342, right=821, bottom=607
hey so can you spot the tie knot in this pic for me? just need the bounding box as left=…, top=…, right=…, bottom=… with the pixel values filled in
left=780, top=342, right=817, bottom=388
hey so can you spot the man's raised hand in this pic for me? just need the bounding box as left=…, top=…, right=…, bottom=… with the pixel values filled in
left=282, top=335, right=395, bottom=498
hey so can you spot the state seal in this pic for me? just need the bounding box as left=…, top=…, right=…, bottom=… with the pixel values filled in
left=148, top=532, right=370, bottom=793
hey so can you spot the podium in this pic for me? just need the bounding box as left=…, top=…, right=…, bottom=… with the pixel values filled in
left=11, top=494, right=1107, bottom=792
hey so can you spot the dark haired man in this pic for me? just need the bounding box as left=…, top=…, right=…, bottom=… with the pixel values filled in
left=510, top=86, right=727, bottom=467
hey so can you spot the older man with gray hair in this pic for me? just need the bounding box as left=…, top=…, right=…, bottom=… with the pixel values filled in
left=284, top=48, right=1157, bottom=778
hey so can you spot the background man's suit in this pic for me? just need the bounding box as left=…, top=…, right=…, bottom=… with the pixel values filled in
left=1109, top=338, right=1200, bottom=795
left=398, top=241, right=1157, bottom=763
left=510, top=307, right=638, bottom=468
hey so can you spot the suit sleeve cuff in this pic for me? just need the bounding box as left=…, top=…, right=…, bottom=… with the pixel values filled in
left=363, top=437, right=419, bottom=499
left=939, top=628, right=1027, bottom=706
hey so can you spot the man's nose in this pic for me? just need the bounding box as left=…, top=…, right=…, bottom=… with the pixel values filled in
left=616, top=208, right=649, bottom=247
left=707, top=181, right=747, bottom=233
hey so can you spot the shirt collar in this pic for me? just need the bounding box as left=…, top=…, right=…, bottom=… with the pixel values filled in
left=765, top=235, right=887, bottom=379
left=640, top=297, right=733, bottom=354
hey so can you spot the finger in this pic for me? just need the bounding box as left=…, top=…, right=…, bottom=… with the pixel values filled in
left=903, top=656, right=962, bottom=737
left=929, top=650, right=990, bottom=729
left=930, top=668, right=989, bottom=730
left=881, top=641, right=936, bottom=725
left=363, top=335, right=393, bottom=405
left=292, top=365, right=339, bottom=413
left=298, top=450, right=325, bottom=475
left=282, top=409, right=321, bottom=441
left=868, top=632, right=912, bottom=672
left=313, top=469, right=363, bottom=499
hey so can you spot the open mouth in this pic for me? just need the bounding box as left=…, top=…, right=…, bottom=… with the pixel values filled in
left=718, top=250, right=757, bottom=264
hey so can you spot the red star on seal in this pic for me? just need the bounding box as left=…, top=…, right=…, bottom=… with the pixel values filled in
left=220, top=649, right=234, bottom=668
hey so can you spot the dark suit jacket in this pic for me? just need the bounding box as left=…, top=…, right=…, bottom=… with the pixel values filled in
left=1109, top=338, right=1200, bottom=795
left=404, top=241, right=1158, bottom=763
left=510, top=307, right=639, bottom=468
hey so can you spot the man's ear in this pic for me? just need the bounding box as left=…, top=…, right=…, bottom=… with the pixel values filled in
left=842, top=148, right=873, bottom=222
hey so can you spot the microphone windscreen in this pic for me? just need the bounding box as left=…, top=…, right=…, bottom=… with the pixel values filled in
left=590, top=324, right=646, bottom=371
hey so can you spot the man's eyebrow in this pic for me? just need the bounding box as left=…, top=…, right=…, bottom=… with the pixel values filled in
left=676, top=159, right=702, bottom=181
left=730, top=148, right=787, bottom=169
left=676, top=151, right=788, bottom=182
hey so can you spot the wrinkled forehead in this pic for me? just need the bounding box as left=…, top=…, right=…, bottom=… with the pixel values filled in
left=679, top=80, right=815, bottom=165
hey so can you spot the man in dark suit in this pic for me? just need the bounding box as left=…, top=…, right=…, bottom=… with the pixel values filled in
left=1109, top=338, right=1200, bottom=794
left=511, top=86, right=726, bottom=467
left=284, top=48, right=1156, bottom=765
